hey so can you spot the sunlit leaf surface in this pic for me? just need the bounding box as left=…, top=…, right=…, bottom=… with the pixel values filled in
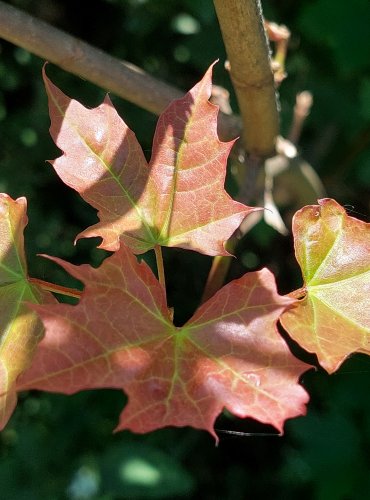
left=281, top=198, right=370, bottom=372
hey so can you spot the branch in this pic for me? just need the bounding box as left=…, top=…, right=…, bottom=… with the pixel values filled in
left=203, top=1, right=281, bottom=301
left=0, top=1, right=240, bottom=141
left=213, top=0, right=279, bottom=157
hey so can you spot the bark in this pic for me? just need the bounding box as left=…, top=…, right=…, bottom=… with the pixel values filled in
left=0, top=1, right=240, bottom=141
left=213, top=0, right=279, bottom=157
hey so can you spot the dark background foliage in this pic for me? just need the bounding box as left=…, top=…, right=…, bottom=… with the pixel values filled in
left=0, top=0, right=369, bottom=498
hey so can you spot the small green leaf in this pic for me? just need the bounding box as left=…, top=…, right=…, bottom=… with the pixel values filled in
left=281, top=198, right=370, bottom=372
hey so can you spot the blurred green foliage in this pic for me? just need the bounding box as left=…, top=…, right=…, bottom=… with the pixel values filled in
left=0, top=0, right=369, bottom=498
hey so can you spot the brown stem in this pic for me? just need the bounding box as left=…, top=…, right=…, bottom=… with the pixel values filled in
left=201, top=155, right=265, bottom=302
left=203, top=2, right=280, bottom=301
left=201, top=252, right=234, bottom=304
left=213, top=0, right=279, bottom=157
left=0, top=0, right=240, bottom=142
left=288, top=91, right=313, bottom=145
left=29, top=277, right=82, bottom=299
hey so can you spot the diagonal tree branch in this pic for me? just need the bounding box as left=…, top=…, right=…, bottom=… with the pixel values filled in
left=0, top=0, right=240, bottom=141
left=213, top=0, right=279, bottom=157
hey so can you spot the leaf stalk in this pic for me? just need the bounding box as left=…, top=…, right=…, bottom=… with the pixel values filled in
left=154, top=245, right=167, bottom=302
left=28, top=277, right=82, bottom=299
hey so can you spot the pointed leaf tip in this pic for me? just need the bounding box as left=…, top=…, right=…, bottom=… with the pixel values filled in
left=0, top=194, right=28, bottom=283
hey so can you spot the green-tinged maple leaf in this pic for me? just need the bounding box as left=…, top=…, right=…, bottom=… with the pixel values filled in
left=0, top=194, right=53, bottom=430
left=18, top=245, right=310, bottom=439
left=43, top=64, right=256, bottom=255
left=280, top=198, right=370, bottom=373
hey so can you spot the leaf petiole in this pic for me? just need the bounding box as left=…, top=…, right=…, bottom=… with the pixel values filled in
left=28, top=277, right=82, bottom=299
left=154, top=245, right=167, bottom=301
left=201, top=237, right=236, bottom=303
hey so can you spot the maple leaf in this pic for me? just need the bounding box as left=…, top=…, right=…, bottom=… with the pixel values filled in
left=44, top=63, right=256, bottom=256
left=0, top=194, right=53, bottom=430
left=18, top=245, right=310, bottom=439
left=280, top=198, right=370, bottom=373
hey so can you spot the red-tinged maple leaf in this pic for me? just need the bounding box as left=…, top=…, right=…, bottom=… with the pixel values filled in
left=44, top=63, right=256, bottom=256
left=280, top=198, right=370, bottom=373
left=0, top=194, right=53, bottom=430
left=18, top=245, right=310, bottom=439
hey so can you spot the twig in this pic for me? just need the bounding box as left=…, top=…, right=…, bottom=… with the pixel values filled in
left=201, top=253, right=234, bottom=303
left=202, top=1, right=281, bottom=301
left=288, top=91, right=313, bottom=145
left=29, top=277, right=82, bottom=299
left=0, top=1, right=240, bottom=141
left=264, top=21, right=290, bottom=85
left=213, top=0, right=279, bottom=157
